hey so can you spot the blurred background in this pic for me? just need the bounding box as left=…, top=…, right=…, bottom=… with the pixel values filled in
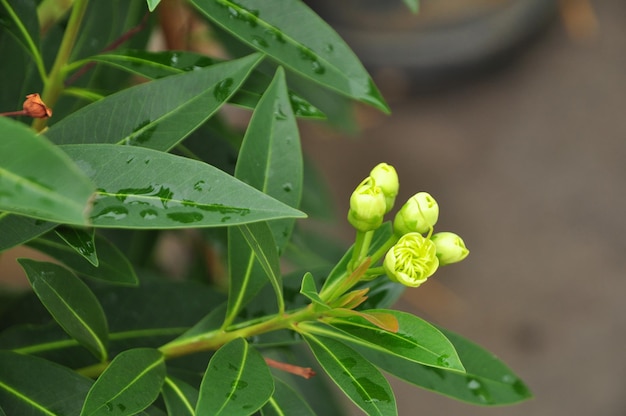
left=302, top=0, right=626, bottom=415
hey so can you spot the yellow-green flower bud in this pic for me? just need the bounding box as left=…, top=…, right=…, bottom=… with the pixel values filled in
left=393, top=192, right=439, bottom=235
left=431, top=232, right=469, bottom=265
left=369, top=163, right=399, bottom=213
left=347, top=177, right=387, bottom=232
left=383, top=232, right=439, bottom=287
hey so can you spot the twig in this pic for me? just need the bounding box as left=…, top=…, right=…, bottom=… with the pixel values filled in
left=65, top=11, right=151, bottom=86
left=264, top=357, right=316, bottom=379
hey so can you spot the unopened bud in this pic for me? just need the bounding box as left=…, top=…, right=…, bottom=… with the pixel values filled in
left=393, top=192, right=439, bottom=235
left=347, top=177, right=386, bottom=232
left=369, top=163, right=399, bottom=213
left=23, top=93, right=52, bottom=118
left=431, top=232, right=469, bottom=265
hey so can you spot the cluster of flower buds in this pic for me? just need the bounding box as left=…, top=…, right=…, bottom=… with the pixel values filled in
left=347, top=163, right=469, bottom=288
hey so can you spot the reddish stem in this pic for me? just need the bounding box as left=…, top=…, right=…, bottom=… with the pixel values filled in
left=264, top=357, right=316, bottom=379
left=65, top=12, right=151, bottom=86
left=0, top=110, right=28, bottom=117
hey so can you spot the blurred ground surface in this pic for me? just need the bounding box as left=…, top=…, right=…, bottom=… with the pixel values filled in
left=301, top=1, right=626, bottom=415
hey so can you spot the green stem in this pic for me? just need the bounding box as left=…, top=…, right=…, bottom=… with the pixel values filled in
left=349, top=230, right=373, bottom=272
left=33, top=0, right=89, bottom=131
left=369, top=234, right=400, bottom=264
left=0, top=0, right=48, bottom=82
left=76, top=305, right=320, bottom=379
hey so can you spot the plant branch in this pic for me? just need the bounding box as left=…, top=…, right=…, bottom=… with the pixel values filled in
left=264, top=357, right=316, bottom=379
left=64, top=11, right=150, bottom=86
left=33, top=0, right=89, bottom=131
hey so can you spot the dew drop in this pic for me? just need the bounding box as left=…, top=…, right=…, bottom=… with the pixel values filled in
left=265, top=27, right=285, bottom=43
left=251, top=35, right=268, bottom=48
left=274, top=105, right=287, bottom=120
left=214, top=78, right=235, bottom=101
left=125, top=156, right=135, bottom=164
left=140, top=209, right=158, bottom=220
left=92, top=206, right=128, bottom=221
left=282, top=182, right=293, bottom=193
left=311, top=60, right=325, bottom=74
left=437, top=354, right=451, bottom=368
left=166, top=211, right=203, bottom=224
left=193, top=180, right=206, bottom=191
left=231, top=380, right=249, bottom=390
left=324, top=43, right=334, bottom=53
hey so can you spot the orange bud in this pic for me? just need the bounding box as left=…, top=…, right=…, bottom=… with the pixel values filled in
left=22, top=93, right=52, bottom=118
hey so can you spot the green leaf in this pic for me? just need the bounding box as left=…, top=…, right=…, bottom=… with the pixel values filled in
left=0, top=350, right=93, bottom=415
left=46, top=53, right=263, bottom=151
left=223, top=67, right=304, bottom=325
left=300, top=272, right=330, bottom=310
left=189, top=0, right=389, bottom=112
left=319, top=309, right=464, bottom=372
left=28, top=231, right=138, bottom=286
left=0, top=117, right=95, bottom=224
left=196, top=338, right=274, bottom=416
left=146, top=0, right=161, bottom=12
left=60, top=144, right=306, bottom=229
left=361, top=328, right=532, bottom=405
left=260, top=378, right=316, bottom=416
left=18, top=259, right=109, bottom=361
left=237, top=222, right=283, bottom=306
left=235, top=67, right=303, bottom=251
left=0, top=213, right=55, bottom=252
left=2, top=279, right=225, bottom=363
left=80, top=348, right=166, bottom=416
left=403, top=0, right=419, bottom=13
left=161, top=377, right=198, bottom=416
left=0, top=0, right=43, bottom=76
left=54, top=226, right=98, bottom=266
left=88, top=49, right=324, bottom=119
left=304, top=334, right=396, bottom=416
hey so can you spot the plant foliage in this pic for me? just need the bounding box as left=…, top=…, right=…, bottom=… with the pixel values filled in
left=0, top=1, right=531, bottom=415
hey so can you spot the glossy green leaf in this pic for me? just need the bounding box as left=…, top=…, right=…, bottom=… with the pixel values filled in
left=0, top=117, right=95, bottom=224
left=46, top=53, right=263, bottom=151
left=300, top=272, right=330, bottom=310
left=189, top=0, right=389, bottom=112
left=224, top=68, right=303, bottom=324
left=315, top=309, right=464, bottom=372
left=161, top=377, right=198, bottom=416
left=88, top=49, right=324, bottom=119
left=225, top=222, right=281, bottom=326
left=260, top=378, right=315, bottom=416
left=361, top=328, right=532, bottom=406
left=60, top=144, right=306, bottom=229
left=54, top=226, right=98, bottom=266
left=28, top=231, right=138, bottom=286
left=304, top=334, right=397, bottom=416
left=235, top=67, right=303, bottom=251
left=0, top=350, right=93, bottom=415
left=196, top=338, right=274, bottom=416
left=0, top=213, right=56, bottom=252
left=146, top=0, right=161, bottom=11
left=18, top=259, right=109, bottom=361
left=80, top=348, right=166, bottom=416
